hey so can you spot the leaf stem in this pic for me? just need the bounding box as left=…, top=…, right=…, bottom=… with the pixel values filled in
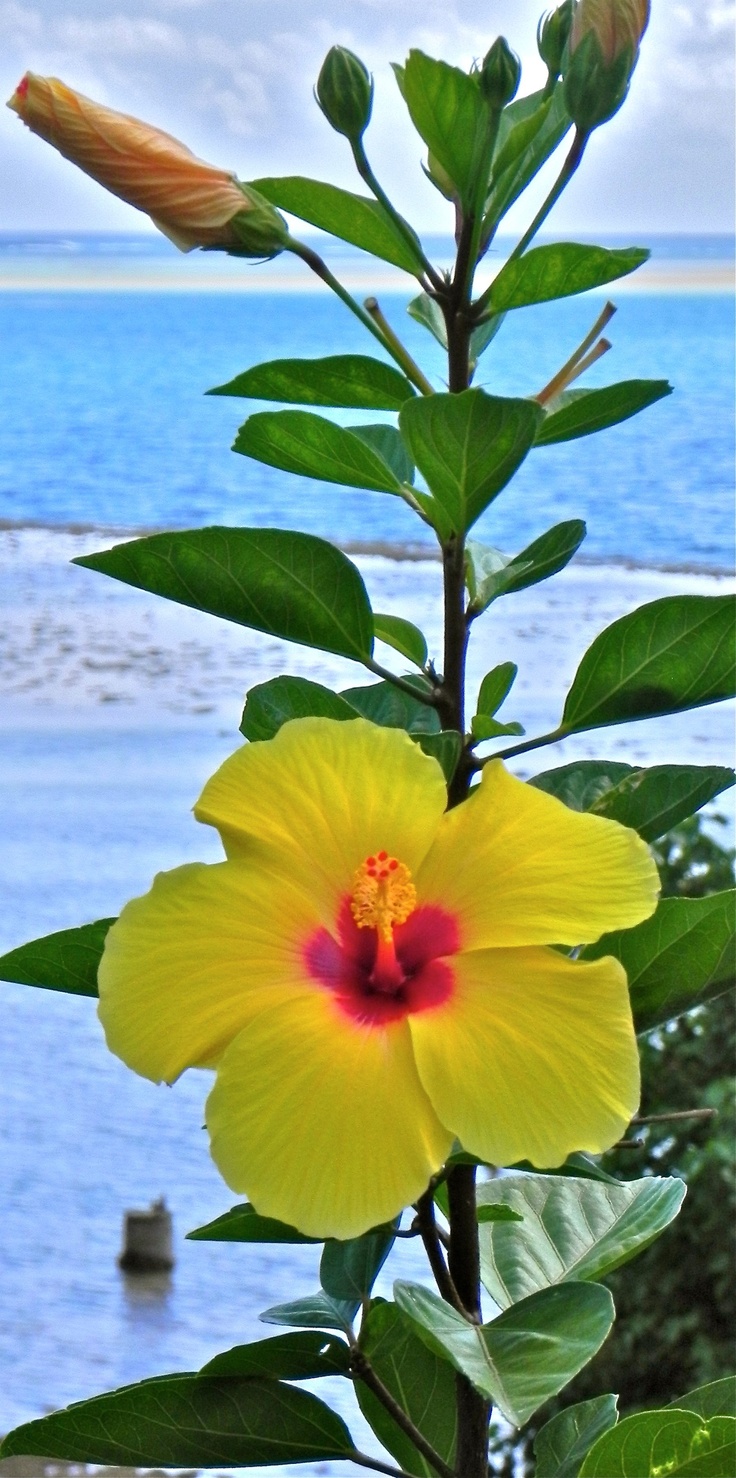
left=350, top=1347, right=456, bottom=1478
left=363, top=654, right=440, bottom=704
left=632, top=1108, right=718, bottom=1126
left=364, top=297, right=435, bottom=395
left=351, top=138, right=445, bottom=292
left=415, top=1190, right=467, bottom=1315
left=474, top=126, right=589, bottom=315
left=349, top=1450, right=410, bottom=1478
left=285, top=238, right=431, bottom=395
left=476, top=726, right=568, bottom=764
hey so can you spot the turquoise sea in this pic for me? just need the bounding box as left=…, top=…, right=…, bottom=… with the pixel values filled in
left=0, top=233, right=733, bottom=1471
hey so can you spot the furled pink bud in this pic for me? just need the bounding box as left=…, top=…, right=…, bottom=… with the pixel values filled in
left=7, top=74, right=287, bottom=256
left=570, top=0, right=650, bottom=65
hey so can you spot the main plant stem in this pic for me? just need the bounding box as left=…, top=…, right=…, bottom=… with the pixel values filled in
left=438, top=256, right=492, bottom=1478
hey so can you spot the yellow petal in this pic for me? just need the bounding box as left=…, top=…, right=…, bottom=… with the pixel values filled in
left=409, top=945, right=640, bottom=1168
left=195, top=717, right=448, bottom=920
left=98, top=860, right=322, bottom=1082
left=416, top=760, right=658, bottom=948
left=206, top=991, right=453, bottom=1239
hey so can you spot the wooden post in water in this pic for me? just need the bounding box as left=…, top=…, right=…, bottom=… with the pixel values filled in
left=119, top=1196, right=174, bottom=1272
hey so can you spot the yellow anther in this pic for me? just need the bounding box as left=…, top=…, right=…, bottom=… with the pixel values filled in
left=350, top=852, right=417, bottom=942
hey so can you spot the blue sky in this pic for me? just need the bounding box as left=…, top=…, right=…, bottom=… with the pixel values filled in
left=1, top=0, right=734, bottom=234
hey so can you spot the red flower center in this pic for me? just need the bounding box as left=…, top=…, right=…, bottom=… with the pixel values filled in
left=304, top=891, right=460, bottom=1025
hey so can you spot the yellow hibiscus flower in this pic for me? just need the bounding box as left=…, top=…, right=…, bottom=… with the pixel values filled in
left=98, top=717, right=659, bottom=1240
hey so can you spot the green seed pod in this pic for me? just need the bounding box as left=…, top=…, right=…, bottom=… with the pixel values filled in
left=316, top=45, right=373, bottom=142
left=537, top=2, right=574, bottom=81
left=479, top=36, right=521, bottom=108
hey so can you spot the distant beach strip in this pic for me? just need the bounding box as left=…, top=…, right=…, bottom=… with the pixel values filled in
left=0, top=231, right=733, bottom=292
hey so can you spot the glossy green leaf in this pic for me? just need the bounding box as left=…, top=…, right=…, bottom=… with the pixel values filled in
left=416, top=729, right=462, bottom=782
left=466, top=520, right=586, bottom=611
left=471, top=715, right=525, bottom=740
left=343, top=679, right=439, bottom=733
left=485, top=84, right=570, bottom=226
left=584, top=891, right=736, bottom=1033
left=187, top=1202, right=319, bottom=1245
left=252, top=175, right=426, bottom=274
left=507, top=1153, right=622, bottom=1186
left=199, top=1331, right=349, bottom=1381
left=240, top=676, right=358, bottom=742
left=534, top=1395, right=619, bottom=1478
left=75, top=528, right=374, bottom=663
left=0, top=918, right=113, bottom=998
left=356, top=1302, right=457, bottom=1478
left=476, top=662, right=518, bottom=717
left=561, top=595, right=736, bottom=733
left=352, top=423, right=415, bottom=485
left=374, top=613, right=428, bottom=668
left=233, top=410, right=405, bottom=494
left=260, top=1291, right=359, bottom=1334
left=407, top=292, right=447, bottom=349
left=400, top=389, right=542, bottom=534
left=530, top=760, right=735, bottom=841
left=321, top=1225, right=396, bottom=1303
left=579, top=1410, right=736, bottom=1477
left=477, top=1174, right=686, bottom=1309
left=669, top=1377, right=736, bottom=1421
left=208, top=354, right=416, bottom=409
left=0, top=1374, right=354, bottom=1468
left=536, top=380, right=672, bottom=446
left=394, top=1280, right=615, bottom=1427
left=470, top=311, right=506, bottom=364
left=488, top=243, right=649, bottom=314
left=402, top=51, right=489, bottom=209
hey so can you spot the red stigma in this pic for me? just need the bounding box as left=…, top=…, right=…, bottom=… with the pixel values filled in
left=16, top=76, right=29, bottom=100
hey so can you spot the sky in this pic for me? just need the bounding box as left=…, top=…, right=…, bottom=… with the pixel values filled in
left=1, top=0, right=734, bottom=235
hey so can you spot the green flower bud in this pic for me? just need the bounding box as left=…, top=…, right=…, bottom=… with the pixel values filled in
left=479, top=36, right=521, bottom=108
left=537, top=2, right=574, bottom=81
left=564, top=0, right=650, bottom=131
left=316, top=45, right=373, bottom=142
left=228, top=185, right=289, bottom=260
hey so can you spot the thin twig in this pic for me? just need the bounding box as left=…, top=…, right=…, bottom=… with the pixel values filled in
left=363, top=654, right=441, bottom=704
left=633, top=1108, right=718, bottom=1126
left=351, top=138, right=445, bottom=292
left=611, top=1137, right=646, bottom=1149
left=350, top=1347, right=456, bottom=1478
left=349, top=1449, right=409, bottom=1478
left=415, top=1191, right=467, bottom=1315
left=364, top=297, right=435, bottom=395
left=533, top=301, right=616, bottom=404
left=535, top=332, right=613, bottom=406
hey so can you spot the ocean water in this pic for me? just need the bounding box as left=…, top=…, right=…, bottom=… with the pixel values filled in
left=0, top=235, right=734, bottom=1468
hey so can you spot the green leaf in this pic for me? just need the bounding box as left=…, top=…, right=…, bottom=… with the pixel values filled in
left=476, top=662, right=518, bottom=717
left=416, top=730, right=463, bottom=782
left=584, top=891, right=736, bottom=1033
left=488, top=243, right=649, bottom=313
left=356, top=1302, right=457, bottom=1478
left=399, top=389, right=542, bottom=535
left=477, top=1205, right=523, bottom=1224
left=321, top=1224, right=396, bottom=1303
left=252, top=175, right=426, bottom=274
left=507, top=1153, right=622, bottom=1186
left=485, top=84, right=571, bottom=226
left=240, top=676, right=358, bottom=742
left=374, top=613, right=428, bottom=668
left=670, top=1377, right=736, bottom=1421
left=476, top=1175, right=686, bottom=1311
left=560, top=595, right=736, bottom=733
left=466, top=519, right=586, bottom=611
left=579, top=1410, right=736, bottom=1477
left=0, top=1374, right=354, bottom=1468
left=343, top=679, right=439, bottom=733
left=534, top=1395, right=619, bottom=1478
left=352, top=423, right=415, bottom=485
left=75, top=528, right=375, bottom=664
left=470, top=311, right=505, bottom=364
left=199, top=1331, right=349, bottom=1381
left=233, top=410, right=405, bottom=494
left=208, top=354, right=416, bottom=410
left=394, top=1280, right=615, bottom=1428
left=536, top=380, right=673, bottom=446
left=187, top=1202, right=319, bottom=1245
left=407, top=292, right=448, bottom=349
left=402, top=51, right=489, bottom=209
left=530, top=760, right=735, bottom=841
left=260, top=1291, right=360, bottom=1334
left=0, top=918, right=113, bottom=998
left=471, top=715, right=525, bottom=740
